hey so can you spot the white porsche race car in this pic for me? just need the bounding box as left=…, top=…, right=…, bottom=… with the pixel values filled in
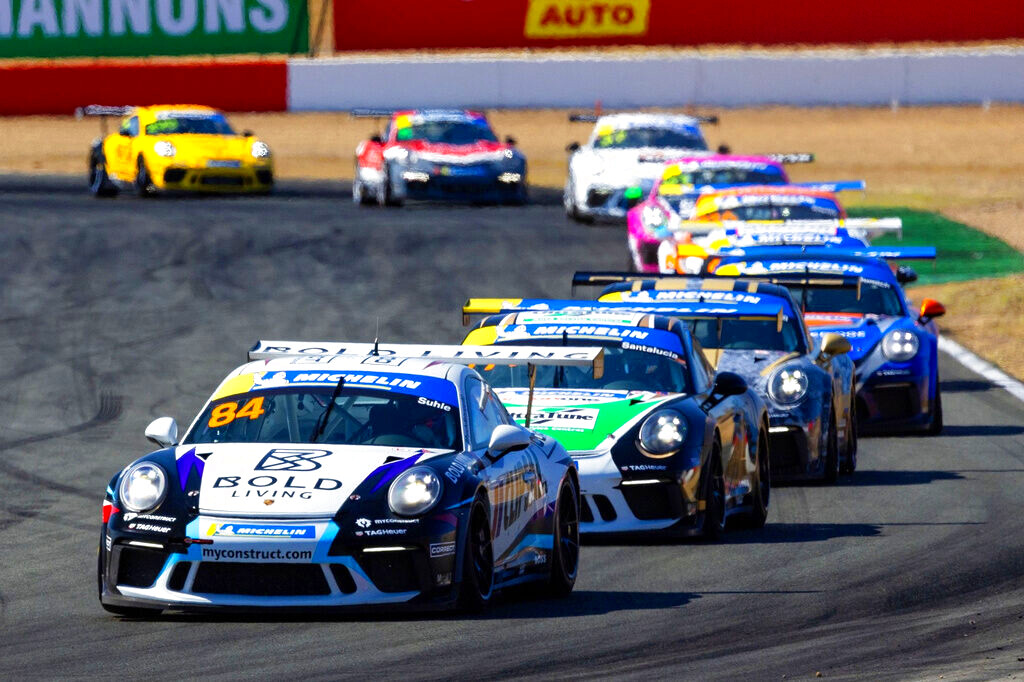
left=563, top=112, right=715, bottom=223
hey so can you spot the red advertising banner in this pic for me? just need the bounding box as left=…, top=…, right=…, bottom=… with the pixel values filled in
left=0, top=60, right=287, bottom=115
left=333, top=0, right=1024, bottom=51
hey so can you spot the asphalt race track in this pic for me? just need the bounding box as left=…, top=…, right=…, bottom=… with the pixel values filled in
left=1, top=175, right=1022, bottom=680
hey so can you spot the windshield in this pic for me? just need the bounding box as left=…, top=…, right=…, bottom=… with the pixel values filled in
left=683, top=318, right=804, bottom=352
left=595, top=127, right=706, bottom=150
left=184, top=387, right=462, bottom=450
left=479, top=341, right=691, bottom=394
left=787, top=283, right=905, bottom=316
left=145, top=115, right=235, bottom=136
left=707, top=204, right=841, bottom=221
left=663, top=168, right=786, bottom=189
left=395, top=121, right=497, bottom=144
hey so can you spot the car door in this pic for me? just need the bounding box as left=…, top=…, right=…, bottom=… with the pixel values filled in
left=107, top=115, right=138, bottom=180
left=464, top=377, right=530, bottom=576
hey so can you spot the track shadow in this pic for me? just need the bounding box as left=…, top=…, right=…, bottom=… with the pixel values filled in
left=722, top=522, right=883, bottom=544
left=941, top=379, right=993, bottom=393
left=488, top=589, right=697, bottom=619
left=839, top=470, right=964, bottom=486
left=938, top=424, right=1024, bottom=437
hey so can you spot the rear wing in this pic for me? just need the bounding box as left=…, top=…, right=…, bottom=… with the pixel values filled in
left=75, top=104, right=134, bottom=135
left=462, top=298, right=785, bottom=326
left=248, top=340, right=603, bottom=376
left=711, top=245, right=936, bottom=261
left=672, top=218, right=903, bottom=240
left=568, top=113, right=719, bottom=124
left=793, top=180, right=865, bottom=193
left=762, top=153, right=814, bottom=164
left=349, top=109, right=398, bottom=118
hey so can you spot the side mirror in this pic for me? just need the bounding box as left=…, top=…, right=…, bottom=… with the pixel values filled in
left=504, top=135, right=517, bottom=146
left=566, top=141, right=580, bottom=153
left=145, top=417, right=178, bottom=448
left=242, top=129, right=255, bottom=137
left=821, top=332, right=852, bottom=356
left=712, top=371, right=747, bottom=397
left=716, top=143, right=731, bottom=154
left=920, top=298, right=945, bottom=321
left=896, top=265, right=918, bottom=284
left=487, top=424, right=532, bottom=457
left=119, top=129, right=131, bottom=137
left=370, top=134, right=383, bottom=144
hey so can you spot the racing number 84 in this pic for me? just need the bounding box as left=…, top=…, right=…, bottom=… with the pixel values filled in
left=208, top=397, right=265, bottom=428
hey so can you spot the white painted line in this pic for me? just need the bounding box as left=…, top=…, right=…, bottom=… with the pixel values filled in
left=938, top=336, right=1024, bottom=405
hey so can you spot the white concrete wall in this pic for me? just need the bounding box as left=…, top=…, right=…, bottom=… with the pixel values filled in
left=287, top=47, right=1024, bottom=110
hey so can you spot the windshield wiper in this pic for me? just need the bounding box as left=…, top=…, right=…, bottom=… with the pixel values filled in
left=310, top=376, right=345, bottom=443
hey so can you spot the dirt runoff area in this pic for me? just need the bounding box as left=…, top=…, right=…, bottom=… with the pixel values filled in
left=2, top=104, right=1022, bottom=379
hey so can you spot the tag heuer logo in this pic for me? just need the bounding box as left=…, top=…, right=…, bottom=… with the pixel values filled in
left=255, top=448, right=331, bottom=472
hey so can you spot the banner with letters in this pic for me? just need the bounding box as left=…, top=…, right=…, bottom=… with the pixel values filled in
left=0, top=0, right=308, bottom=57
left=332, top=0, right=1024, bottom=52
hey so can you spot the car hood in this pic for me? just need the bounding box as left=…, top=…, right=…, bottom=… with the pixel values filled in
left=155, top=135, right=255, bottom=160
left=493, top=387, right=678, bottom=452
left=177, top=443, right=451, bottom=518
left=576, top=148, right=709, bottom=185
left=804, top=313, right=905, bottom=361
left=710, top=349, right=803, bottom=393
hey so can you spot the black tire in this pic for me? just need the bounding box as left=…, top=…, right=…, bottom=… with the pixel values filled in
left=747, top=429, right=770, bottom=528
left=822, top=411, right=840, bottom=484
left=135, top=156, right=154, bottom=197
left=927, top=377, right=944, bottom=435
left=458, top=497, right=494, bottom=612
left=377, top=164, right=402, bottom=207
left=544, top=476, right=580, bottom=597
left=353, top=162, right=374, bottom=205
left=699, top=443, right=726, bottom=540
left=88, top=152, right=118, bottom=197
left=840, top=399, right=858, bottom=474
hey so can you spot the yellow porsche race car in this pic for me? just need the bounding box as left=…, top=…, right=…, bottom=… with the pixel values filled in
left=80, top=104, right=273, bottom=197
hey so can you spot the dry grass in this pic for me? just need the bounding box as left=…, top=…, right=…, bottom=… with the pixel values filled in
left=910, top=275, right=1024, bottom=381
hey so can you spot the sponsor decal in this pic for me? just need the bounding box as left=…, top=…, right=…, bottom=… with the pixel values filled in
left=213, top=475, right=342, bottom=500
left=430, top=542, right=457, bottom=558
left=444, top=453, right=476, bottom=485
left=176, top=447, right=206, bottom=491
left=208, top=523, right=315, bottom=538
left=739, top=261, right=865, bottom=275
left=202, top=547, right=313, bottom=562
left=356, top=528, right=407, bottom=537
left=506, top=407, right=599, bottom=431
left=122, top=513, right=176, bottom=523
left=620, top=464, right=668, bottom=471
left=417, top=396, right=452, bottom=412
left=255, top=448, right=331, bottom=472
left=524, top=0, right=650, bottom=39
left=620, top=340, right=680, bottom=360
left=128, top=522, right=171, bottom=533
left=355, top=518, right=372, bottom=529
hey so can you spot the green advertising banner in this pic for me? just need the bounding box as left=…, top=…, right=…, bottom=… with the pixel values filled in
left=0, top=0, right=308, bottom=57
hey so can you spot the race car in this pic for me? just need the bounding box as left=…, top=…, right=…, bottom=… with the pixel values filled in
left=79, top=104, right=273, bottom=197
left=563, top=112, right=715, bottom=223
left=584, top=276, right=858, bottom=480
left=627, top=156, right=864, bottom=271
left=704, top=247, right=946, bottom=434
left=461, top=302, right=770, bottom=538
left=352, top=109, right=527, bottom=206
left=656, top=218, right=904, bottom=275
left=98, top=342, right=600, bottom=615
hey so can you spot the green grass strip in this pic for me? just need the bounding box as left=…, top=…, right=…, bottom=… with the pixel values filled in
left=850, top=207, right=1024, bottom=285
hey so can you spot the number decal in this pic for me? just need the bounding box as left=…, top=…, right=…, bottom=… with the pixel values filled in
left=208, top=397, right=265, bottom=428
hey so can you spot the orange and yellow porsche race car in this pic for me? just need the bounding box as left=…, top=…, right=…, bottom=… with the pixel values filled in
left=79, top=104, right=273, bottom=197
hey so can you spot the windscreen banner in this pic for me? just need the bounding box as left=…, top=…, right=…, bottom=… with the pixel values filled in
left=332, top=0, right=1024, bottom=51
left=0, top=0, right=308, bottom=57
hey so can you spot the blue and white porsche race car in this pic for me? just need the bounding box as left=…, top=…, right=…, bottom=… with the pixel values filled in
left=707, top=247, right=946, bottom=434
left=99, top=342, right=603, bottom=615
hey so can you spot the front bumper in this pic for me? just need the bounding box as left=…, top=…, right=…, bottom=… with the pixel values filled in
left=100, top=518, right=457, bottom=612
left=765, top=413, right=824, bottom=481
left=857, top=371, right=932, bottom=432
left=573, top=452, right=705, bottom=537
left=399, top=166, right=525, bottom=203
left=575, top=179, right=654, bottom=220
left=153, top=163, right=273, bottom=193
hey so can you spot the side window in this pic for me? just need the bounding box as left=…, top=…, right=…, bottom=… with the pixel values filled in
left=464, top=378, right=492, bottom=450
left=120, top=116, right=139, bottom=137
left=691, top=347, right=712, bottom=393
left=483, top=390, right=511, bottom=427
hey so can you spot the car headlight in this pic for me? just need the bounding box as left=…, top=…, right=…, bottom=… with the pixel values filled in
left=641, top=205, right=668, bottom=234
left=881, top=329, right=919, bottom=362
left=251, top=141, right=271, bottom=158
left=153, top=141, right=176, bottom=158
left=388, top=467, right=442, bottom=517
left=118, top=462, right=167, bottom=513
left=638, top=409, right=688, bottom=458
left=768, top=366, right=809, bottom=405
